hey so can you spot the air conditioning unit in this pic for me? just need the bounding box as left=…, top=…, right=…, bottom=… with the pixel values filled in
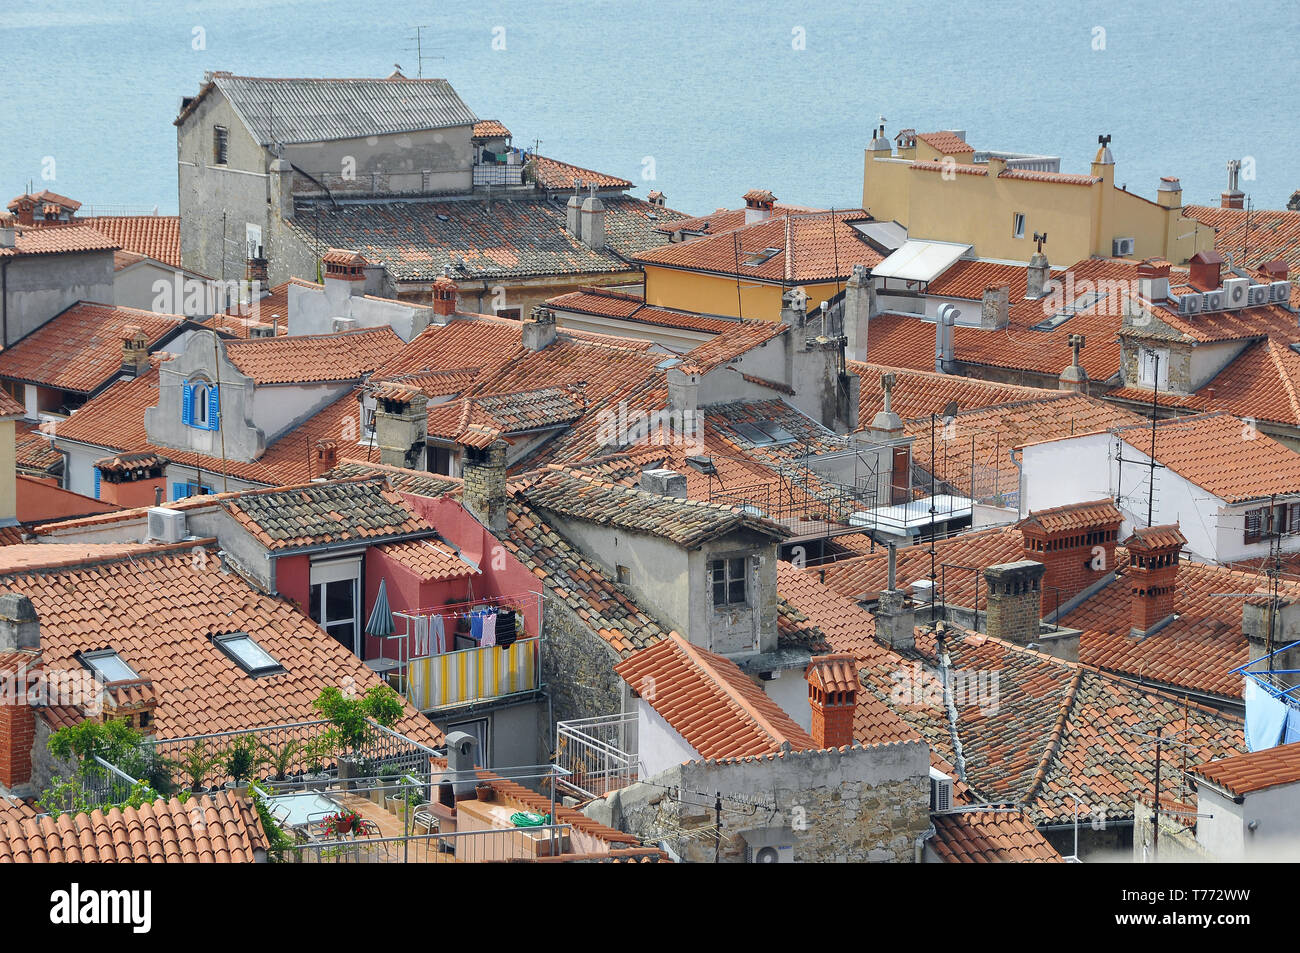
left=1270, top=280, right=1292, bottom=303
left=1223, top=277, right=1250, bottom=310
left=332, top=316, right=357, bottom=333
left=1112, top=237, right=1135, bottom=257
left=929, top=766, right=954, bottom=812
left=1176, top=293, right=1200, bottom=315
left=740, top=827, right=795, bottom=863
left=1248, top=284, right=1270, bottom=307
left=146, top=507, right=186, bottom=544
left=1203, top=290, right=1224, bottom=312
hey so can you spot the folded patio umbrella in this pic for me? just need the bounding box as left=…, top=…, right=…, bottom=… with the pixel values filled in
left=365, top=578, right=395, bottom=638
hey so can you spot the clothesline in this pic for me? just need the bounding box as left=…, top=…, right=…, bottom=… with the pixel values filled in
left=393, top=591, right=542, bottom=618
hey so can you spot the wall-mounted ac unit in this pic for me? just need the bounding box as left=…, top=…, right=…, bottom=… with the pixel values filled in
left=1203, top=289, right=1225, bottom=311
left=332, top=316, right=358, bottom=333
left=1223, top=277, right=1250, bottom=310
left=1176, top=293, right=1200, bottom=315
left=1247, top=284, right=1271, bottom=307
left=1270, top=281, right=1292, bottom=303
left=1112, top=237, right=1136, bottom=257
left=740, top=827, right=794, bottom=863
left=146, top=507, right=186, bottom=544
left=929, top=766, right=954, bottom=812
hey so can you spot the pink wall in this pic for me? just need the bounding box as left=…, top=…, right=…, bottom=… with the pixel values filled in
left=362, top=546, right=473, bottom=661
left=275, top=553, right=312, bottom=616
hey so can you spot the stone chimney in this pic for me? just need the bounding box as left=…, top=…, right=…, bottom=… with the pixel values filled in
left=579, top=185, right=606, bottom=250
left=522, top=306, right=557, bottom=351
left=743, top=189, right=776, bottom=225
left=1058, top=333, right=1089, bottom=394
left=1157, top=176, right=1182, bottom=209
left=1018, top=499, right=1121, bottom=609
left=375, top=392, right=428, bottom=470
left=0, top=593, right=39, bottom=653
left=1026, top=249, right=1050, bottom=299
left=120, top=326, right=150, bottom=377
left=806, top=654, right=858, bottom=749
left=779, top=286, right=808, bottom=327
left=844, top=264, right=874, bottom=362
left=666, top=364, right=700, bottom=417
left=1123, top=524, right=1185, bottom=637
left=270, top=157, right=295, bottom=221
left=431, top=273, right=458, bottom=322
left=566, top=180, right=583, bottom=235
left=872, top=586, right=916, bottom=652
left=1221, top=159, right=1245, bottom=210
left=0, top=212, right=15, bottom=250
left=640, top=468, right=687, bottom=498
left=1137, top=259, right=1171, bottom=303
left=1189, top=251, right=1224, bottom=292
left=980, top=284, right=1010, bottom=330
left=313, top=439, right=338, bottom=476
left=462, top=439, right=508, bottom=531
left=983, top=560, right=1045, bottom=644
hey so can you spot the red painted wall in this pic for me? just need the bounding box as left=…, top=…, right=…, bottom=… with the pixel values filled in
left=275, top=553, right=313, bottom=617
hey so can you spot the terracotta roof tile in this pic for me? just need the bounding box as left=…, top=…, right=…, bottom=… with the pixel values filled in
left=1193, top=741, right=1300, bottom=797
left=929, top=809, right=1063, bottom=862
left=224, top=326, right=403, bottom=384
left=0, top=225, right=118, bottom=258
left=77, top=216, right=181, bottom=268
left=472, top=119, right=510, bottom=139
left=916, top=131, right=975, bottom=155
left=373, top=538, right=478, bottom=581
left=1184, top=205, right=1300, bottom=277
left=527, top=155, right=632, bottom=191
left=548, top=288, right=747, bottom=335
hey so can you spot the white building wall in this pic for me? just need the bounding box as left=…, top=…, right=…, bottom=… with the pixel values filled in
left=762, top=670, right=812, bottom=732
left=636, top=698, right=700, bottom=778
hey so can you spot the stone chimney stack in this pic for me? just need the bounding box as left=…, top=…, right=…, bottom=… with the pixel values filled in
left=1157, top=176, right=1182, bottom=209
left=779, top=286, right=808, bottom=327
left=579, top=185, right=606, bottom=250
left=375, top=392, right=428, bottom=470
left=844, top=264, right=874, bottom=362
left=1026, top=249, right=1050, bottom=299
left=120, top=326, right=150, bottom=378
left=431, top=273, right=458, bottom=322
left=806, top=654, right=858, bottom=749
left=640, top=468, right=687, bottom=498
left=666, top=364, right=700, bottom=417
left=1123, top=525, right=1185, bottom=637
left=983, top=560, right=1045, bottom=644
left=444, top=730, right=479, bottom=798
left=0, top=212, right=16, bottom=250
left=522, top=307, right=558, bottom=351
left=0, top=593, right=39, bottom=653
left=743, top=189, right=776, bottom=225
left=566, top=180, right=583, bottom=235
left=980, top=284, right=1010, bottom=330
left=872, top=587, right=916, bottom=652
left=270, top=157, right=295, bottom=222
left=1221, top=159, right=1245, bottom=210
left=462, top=439, right=509, bottom=531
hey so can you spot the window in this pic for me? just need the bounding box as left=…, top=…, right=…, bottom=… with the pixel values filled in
left=213, top=125, right=229, bottom=165
left=1031, top=291, right=1109, bottom=332
left=495, top=307, right=521, bottom=320
left=310, top=558, right=361, bottom=654
left=81, top=649, right=138, bottom=683
left=711, top=557, right=748, bottom=607
left=181, top=380, right=220, bottom=431
left=1244, top=504, right=1293, bottom=544
left=1137, top=348, right=1168, bottom=389
left=428, top=444, right=454, bottom=476
left=171, top=480, right=214, bottom=501
left=1012, top=213, right=1026, bottom=239
left=730, top=421, right=797, bottom=447
left=213, top=632, right=283, bottom=676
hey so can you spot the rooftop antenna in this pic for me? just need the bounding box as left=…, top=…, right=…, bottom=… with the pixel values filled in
left=1033, top=231, right=1048, bottom=254
left=407, top=25, right=443, bottom=78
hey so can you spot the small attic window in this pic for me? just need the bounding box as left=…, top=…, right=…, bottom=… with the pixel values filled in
left=82, top=649, right=138, bottom=683
left=732, top=421, right=797, bottom=446
left=742, top=247, right=782, bottom=267
left=213, top=632, right=283, bottom=677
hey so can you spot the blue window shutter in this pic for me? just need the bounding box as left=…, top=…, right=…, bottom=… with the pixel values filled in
left=207, top=384, right=220, bottom=431
left=181, top=381, right=194, bottom=426
left=171, top=482, right=185, bottom=501
left=93, top=467, right=101, bottom=499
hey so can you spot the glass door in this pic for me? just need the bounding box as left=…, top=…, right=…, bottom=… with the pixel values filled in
left=309, top=558, right=361, bottom=655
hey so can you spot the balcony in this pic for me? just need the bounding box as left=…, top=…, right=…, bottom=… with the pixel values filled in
left=403, top=637, right=541, bottom=712
left=555, top=711, right=639, bottom=800
left=472, top=163, right=525, bottom=187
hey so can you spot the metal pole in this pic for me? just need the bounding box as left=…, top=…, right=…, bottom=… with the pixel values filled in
left=1151, top=725, right=1162, bottom=862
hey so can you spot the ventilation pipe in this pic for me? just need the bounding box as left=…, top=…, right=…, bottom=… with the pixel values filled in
left=934, top=304, right=958, bottom=373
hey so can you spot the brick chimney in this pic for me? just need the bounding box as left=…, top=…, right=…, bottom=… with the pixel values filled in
left=375, top=392, right=428, bottom=470
left=0, top=653, right=38, bottom=793
left=431, top=274, right=459, bottom=321
left=980, top=284, right=1010, bottom=330
left=93, top=452, right=169, bottom=509
left=806, top=653, right=858, bottom=749
left=322, top=248, right=368, bottom=304
left=1188, top=251, right=1224, bottom=292
left=1259, top=259, right=1289, bottom=283
left=522, top=306, right=557, bottom=351
left=313, top=439, right=338, bottom=476
left=10, top=197, right=35, bottom=227
left=1221, top=159, right=1245, bottom=210
left=1124, top=524, right=1185, bottom=637
left=245, top=253, right=268, bottom=285
left=120, top=325, right=150, bottom=378
left=743, top=189, right=776, bottom=225
left=983, top=560, right=1045, bottom=644
left=462, top=438, right=508, bottom=531
left=1017, top=499, right=1121, bottom=609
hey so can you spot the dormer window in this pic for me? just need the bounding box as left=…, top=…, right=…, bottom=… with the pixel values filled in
left=182, top=379, right=220, bottom=431
left=213, top=632, right=283, bottom=677
left=710, top=557, right=748, bottom=607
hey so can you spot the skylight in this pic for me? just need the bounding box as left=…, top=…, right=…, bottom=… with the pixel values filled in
left=1031, top=291, right=1107, bottom=332
left=82, top=649, right=138, bottom=683
left=731, top=421, right=798, bottom=446
left=741, top=247, right=782, bottom=267
left=213, top=632, right=283, bottom=676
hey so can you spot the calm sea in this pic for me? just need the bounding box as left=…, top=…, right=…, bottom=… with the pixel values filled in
left=2, top=0, right=1296, bottom=217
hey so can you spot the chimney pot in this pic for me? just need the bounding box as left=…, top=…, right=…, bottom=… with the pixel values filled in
left=640, top=468, right=687, bottom=498
left=522, top=307, right=558, bottom=351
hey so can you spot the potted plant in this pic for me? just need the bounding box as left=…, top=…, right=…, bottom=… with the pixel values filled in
left=174, top=739, right=217, bottom=793
left=263, top=737, right=305, bottom=785
left=475, top=781, right=494, bottom=802
left=301, top=735, right=333, bottom=791
left=222, top=734, right=267, bottom=798
left=313, top=684, right=405, bottom=789
left=375, top=763, right=400, bottom=806
left=320, top=809, right=363, bottom=839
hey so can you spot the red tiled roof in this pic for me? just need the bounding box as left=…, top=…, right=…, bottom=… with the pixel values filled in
left=13, top=423, right=62, bottom=476
left=375, top=538, right=478, bottom=581
left=221, top=477, right=433, bottom=550
left=0, top=225, right=118, bottom=258
left=8, top=190, right=81, bottom=213
left=527, top=155, right=631, bottom=190
left=78, top=216, right=181, bottom=268
left=682, top=322, right=787, bottom=374
left=224, top=327, right=403, bottom=384
left=925, top=259, right=1047, bottom=301
left=547, top=288, right=746, bottom=335
left=635, top=209, right=883, bottom=283
left=0, top=792, right=267, bottom=863
left=998, top=169, right=1101, bottom=186
left=0, top=390, right=22, bottom=418
left=916, top=131, right=975, bottom=155
left=616, top=632, right=818, bottom=759
left=651, top=202, right=820, bottom=237
left=0, top=544, right=440, bottom=745
left=1184, top=205, right=1300, bottom=277
left=852, top=362, right=1051, bottom=427
left=929, top=809, right=1064, bottom=863
left=1193, top=741, right=1300, bottom=797
left=0, top=302, right=180, bottom=394
left=1017, top=498, right=1121, bottom=534
left=472, top=119, right=510, bottom=138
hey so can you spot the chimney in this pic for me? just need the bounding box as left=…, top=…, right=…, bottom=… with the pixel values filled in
left=566, top=180, right=583, bottom=235
left=245, top=253, right=268, bottom=285
left=1137, top=258, right=1172, bottom=302
left=443, top=730, right=480, bottom=799
left=431, top=273, right=458, bottom=321
left=461, top=439, right=508, bottom=531
left=93, top=452, right=169, bottom=509
left=0, top=651, right=38, bottom=792
left=779, top=286, right=808, bottom=327
left=375, top=392, right=428, bottom=470
left=0, top=593, right=39, bottom=653
left=743, top=189, right=776, bottom=225
left=313, top=439, right=338, bottom=476
left=844, top=264, right=874, bottom=362
left=1188, top=251, right=1224, bottom=292
left=987, top=155, right=1007, bottom=177
left=1259, top=259, right=1289, bottom=284
left=806, top=654, right=858, bottom=749
left=120, top=326, right=150, bottom=377
left=980, top=284, right=1009, bottom=330
left=1123, top=524, right=1185, bottom=637
left=1058, top=333, right=1089, bottom=394
left=1017, top=500, right=1121, bottom=608
left=1221, top=159, right=1245, bottom=210
left=11, top=197, right=35, bottom=227
left=522, top=306, right=557, bottom=351
left=1026, top=249, right=1050, bottom=299
left=934, top=303, right=957, bottom=373
left=666, top=364, right=700, bottom=417
left=579, top=185, right=606, bottom=250
left=647, top=190, right=665, bottom=207
left=270, top=157, right=294, bottom=221
left=983, top=560, right=1045, bottom=644
left=1157, top=176, right=1182, bottom=209
left=868, top=371, right=904, bottom=437
left=640, top=468, right=687, bottom=498
left=0, top=212, right=15, bottom=249
left=868, top=124, right=892, bottom=155
left=872, top=587, right=916, bottom=652
left=322, top=248, right=368, bottom=302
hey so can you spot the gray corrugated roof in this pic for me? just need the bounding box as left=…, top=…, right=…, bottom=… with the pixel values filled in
left=214, top=74, right=478, bottom=144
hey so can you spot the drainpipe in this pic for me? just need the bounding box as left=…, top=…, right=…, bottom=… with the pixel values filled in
left=914, top=823, right=936, bottom=863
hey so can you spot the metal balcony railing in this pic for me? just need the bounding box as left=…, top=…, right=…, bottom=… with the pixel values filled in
left=555, top=711, right=639, bottom=800
left=405, top=637, right=541, bottom=712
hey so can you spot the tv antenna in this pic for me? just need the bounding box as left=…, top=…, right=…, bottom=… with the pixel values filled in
left=408, top=25, right=444, bottom=78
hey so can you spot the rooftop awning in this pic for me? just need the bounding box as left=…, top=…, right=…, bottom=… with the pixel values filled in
left=872, top=240, right=972, bottom=284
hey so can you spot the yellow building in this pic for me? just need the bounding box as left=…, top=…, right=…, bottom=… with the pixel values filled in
left=0, top=391, right=22, bottom=524
left=861, top=128, right=1214, bottom=264
left=632, top=198, right=883, bottom=322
